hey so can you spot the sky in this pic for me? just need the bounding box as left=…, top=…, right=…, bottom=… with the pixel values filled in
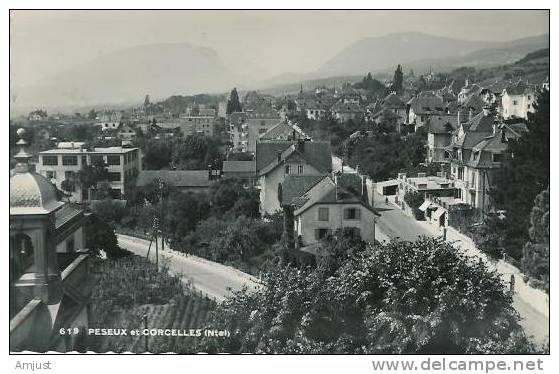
left=10, top=10, right=549, bottom=87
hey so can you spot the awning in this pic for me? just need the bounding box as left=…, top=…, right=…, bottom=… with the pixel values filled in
left=432, top=208, right=446, bottom=220
left=418, top=200, right=432, bottom=212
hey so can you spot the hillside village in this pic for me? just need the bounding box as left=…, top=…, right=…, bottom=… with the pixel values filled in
left=10, top=44, right=550, bottom=354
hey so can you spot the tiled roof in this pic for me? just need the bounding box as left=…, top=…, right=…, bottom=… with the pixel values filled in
left=255, top=141, right=293, bottom=172
left=55, top=204, right=83, bottom=229
left=504, top=81, right=535, bottom=96
left=408, top=95, right=445, bottom=114
left=136, top=170, right=210, bottom=188
left=256, top=141, right=332, bottom=176
left=222, top=160, right=256, bottom=173
left=382, top=93, right=406, bottom=109
left=331, top=101, right=364, bottom=113
left=281, top=175, right=327, bottom=206
left=427, top=115, right=459, bottom=134
left=10, top=172, right=64, bottom=215
left=259, top=122, right=308, bottom=141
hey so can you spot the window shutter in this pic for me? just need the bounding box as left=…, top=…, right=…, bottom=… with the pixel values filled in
left=343, top=208, right=349, bottom=220
left=314, top=229, right=320, bottom=240
left=355, top=208, right=361, bottom=220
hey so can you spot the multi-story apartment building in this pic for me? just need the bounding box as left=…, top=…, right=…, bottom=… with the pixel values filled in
left=36, top=143, right=141, bottom=202
left=445, top=107, right=525, bottom=214
left=179, top=115, right=215, bottom=136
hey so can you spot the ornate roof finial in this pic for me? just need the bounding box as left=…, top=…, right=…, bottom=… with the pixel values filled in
left=14, top=128, right=32, bottom=173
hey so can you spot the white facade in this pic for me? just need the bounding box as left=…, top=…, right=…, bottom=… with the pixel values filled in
left=294, top=203, right=376, bottom=246
left=259, top=155, right=321, bottom=215
left=36, top=146, right=142, bottom=202
left=501, top=91, right=536, bottom=120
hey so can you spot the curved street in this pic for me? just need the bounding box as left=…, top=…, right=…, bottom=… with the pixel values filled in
left=117, top=234, right=261, bottom=303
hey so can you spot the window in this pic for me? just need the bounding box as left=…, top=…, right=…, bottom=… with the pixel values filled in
left=344, top=207, right=361, bottom=220
left=108, top=172, right=121, bottom=182
left=42, top=155, right=58, bottom=166
left=285, top=165, right=292, bottom=175
left=493, top=153, right=502, bottom=163
left=343, top=227, right=361, bottom=239
left=107, top=155, right=121, bottom=165
left=46, top=171, right=56, bottom=180
left=314, top=228, right=331, bottom=240
left=513, top=100, right=518, bottom=106
left=298, top=165, right=304, bottom=174
left=318, top=207, right=329, bottom=221
left=62, top=156, right=78, bottom=166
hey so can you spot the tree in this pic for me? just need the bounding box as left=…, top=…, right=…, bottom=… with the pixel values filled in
left=392, top=64, right=404, bottom=95
left=404, top=190, right=425, bottom=220
left=199, top=238, right=534, bottom=354
left=490, top=89, right=550, bottom=259
left=79, top=160, right=109, bottom=190
left=85, top=214, right=129, bottom=259
left=226, top=88, right=242, bottom=115
left=88, top=109, right=97, bottom=120
left=521, top=186, right=549, bottom=292
left=143, top=140, right=173, bottom=170
left=209, top=178, right=260, bottom=218
left=60, top=179, right=75, bottom=193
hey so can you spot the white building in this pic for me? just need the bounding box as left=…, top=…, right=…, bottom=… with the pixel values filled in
left=36, top=143, right=141, bottom=202
left=501, top=81, right=536, bottom=120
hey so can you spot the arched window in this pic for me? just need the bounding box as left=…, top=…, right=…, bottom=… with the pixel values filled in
left=9, top=234, right=34, bottom=281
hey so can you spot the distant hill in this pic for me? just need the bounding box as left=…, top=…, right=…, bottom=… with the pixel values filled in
left=317, top=32, right=549, bottom=77
left=11, top=42, right=242, bottom=112
left=448, top=48, right=549, bottom=84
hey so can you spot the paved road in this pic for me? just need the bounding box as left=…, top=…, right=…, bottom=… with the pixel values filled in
left=117, top=234, right=261, bottom=303
left=370, top=191, right=434, bottom=241
left=367, top=189, right=549, bottom=347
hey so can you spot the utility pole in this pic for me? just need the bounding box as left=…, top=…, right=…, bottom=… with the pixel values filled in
left=159, top=178, right=165, bottom=252
left=143, top=313, right=148, bottom=352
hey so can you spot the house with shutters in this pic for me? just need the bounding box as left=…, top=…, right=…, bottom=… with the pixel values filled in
left=279, top=174, right=378, bottom=254
left=256, top=139, right=332, bottom=214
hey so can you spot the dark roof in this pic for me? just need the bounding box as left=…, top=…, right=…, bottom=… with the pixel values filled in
left=504, top=81, right=535, bottom=96
left=136, top=170, right=210, bottom=188
left=331, top=101, right=364, bottom=113
left=222, top=160, right=256, bottom=173
left=382, top=93, right=406, bottom=109
left=256, top=141, right=293, bottom=172
left=427, top=115, right=459, bottom=134
left=55, top=204, right=83, bottom=230
left=281, top=175, right=327, bottom=206
left=259, top=121, right=308, bottom=141
left=408, top=95, right=445, bottom=114
left=465, top=111, right=495, bottom=132
left=256, top=140, right=332, bottom=175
